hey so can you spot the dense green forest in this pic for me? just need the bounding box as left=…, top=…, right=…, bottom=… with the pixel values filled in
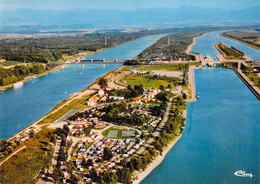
left=0, top=30, right=173, bottom=63
left=136, top=31, right=208, bottom=60
left=0, top=64, right=51, bottom=86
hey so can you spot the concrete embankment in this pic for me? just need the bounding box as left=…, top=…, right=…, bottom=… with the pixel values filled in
left=232, top=66, right=260, bottom=100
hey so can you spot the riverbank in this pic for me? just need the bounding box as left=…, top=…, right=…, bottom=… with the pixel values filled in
left=133, top=134, right=183, bottom=184
left=232, top=66, right=260, bottom=100
left=133, top=66, right=200, bottom=184
left=186, top=33, right=207, bottom=62
left=220, top=33, right=260, bottom=51
left=0, top=52, right=94, bottom=91
left=132, top=38, right=203, bottom=183
left=6, top=65, right=125, bottom=142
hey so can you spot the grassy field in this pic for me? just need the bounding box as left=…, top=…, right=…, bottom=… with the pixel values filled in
left=38, top=94, right=92, bottom=125
left=0, top=128, right=54, bottom=184
left=246, top=73, right=260, bottom=89
left=120, top=73, right=176, bottom=88
left=0, top=61, right=19, bottom=67
left=102, top=127, right=139, bottom=139
left=136, top=64, right=184, bottom=71
left=216, top=43, right=244, bottom=60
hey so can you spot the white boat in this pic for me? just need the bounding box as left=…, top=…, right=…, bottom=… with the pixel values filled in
left=13, top=81, right=23, bottom=88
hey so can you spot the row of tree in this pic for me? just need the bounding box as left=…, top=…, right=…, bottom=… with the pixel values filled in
left=0, top=140, right=21, bottom=159
left=0, top=64, right=51, bottom=86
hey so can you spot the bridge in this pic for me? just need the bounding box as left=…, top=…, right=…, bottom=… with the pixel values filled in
left=80, top=59, right=127, bottom=63
left=47, top=59, right=128, bottom=66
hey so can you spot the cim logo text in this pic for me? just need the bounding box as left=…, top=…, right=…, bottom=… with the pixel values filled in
left=234, top=170, right=253, bottom=178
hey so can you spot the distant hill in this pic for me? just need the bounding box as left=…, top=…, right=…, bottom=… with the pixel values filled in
left=0, top=6, right=259, bottom=32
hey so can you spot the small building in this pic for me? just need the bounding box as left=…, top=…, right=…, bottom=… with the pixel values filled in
left=106, top=86, right=112, bottom=91
left=133, top=98, right=140, bottom=103
left=109, top=96, right=124, bottom=100
left=98, top=89, right=105, bottom=97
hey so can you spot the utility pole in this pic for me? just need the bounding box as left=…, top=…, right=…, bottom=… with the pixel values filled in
left=105, top=37, right=107, bottom=47
left=168, top=36, right=170, bottom=46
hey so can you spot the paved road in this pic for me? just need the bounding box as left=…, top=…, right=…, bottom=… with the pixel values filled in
left=37, top=137, right=61, bottom=184
left=49, top=137, right=61, bottom=174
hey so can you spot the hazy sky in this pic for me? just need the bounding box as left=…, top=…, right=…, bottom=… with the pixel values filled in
left=0, top=0, right=259, bottom=11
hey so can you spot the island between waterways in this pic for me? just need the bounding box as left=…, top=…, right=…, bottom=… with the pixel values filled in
left=0, top=30, right=260, bottom=184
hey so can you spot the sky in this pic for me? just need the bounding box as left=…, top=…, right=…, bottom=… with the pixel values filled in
left=0, top=0, right=259, bottom=11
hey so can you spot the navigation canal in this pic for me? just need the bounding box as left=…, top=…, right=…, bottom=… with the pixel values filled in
left=142, top=67, right=259, bottom=184
left=191, top=30, right=260, bottom=60
left=0, top=33, right=168, bottom=139
left=142, top=31, right=260, bottom=183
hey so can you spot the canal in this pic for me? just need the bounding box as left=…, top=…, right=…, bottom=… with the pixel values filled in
left=142, top=31, right=260, bottom=183
left=0, top=33, right=168, bottom=139
left=141, top=67, right=260, bottom=183
left=191, top=30, right=260, bottom=61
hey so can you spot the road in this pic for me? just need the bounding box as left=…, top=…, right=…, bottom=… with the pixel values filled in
left=135, top=97, right=173, bottom=155
left=0, top=146, right=26, bottom=166
left=49, top=137, right=61, bottom=174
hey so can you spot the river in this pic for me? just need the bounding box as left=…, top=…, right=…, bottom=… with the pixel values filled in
left=0, top=33, right=168, bottom=140
left=142, top=31, right=260, bottom=183
left=191, top=30, right=260, bottom=61
left=85, top=33, right=169, bottom=60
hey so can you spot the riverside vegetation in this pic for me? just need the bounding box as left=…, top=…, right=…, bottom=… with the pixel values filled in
left=0, top=127, right=56, bottom=184
left=0, top=29, right=174, bottom=64
left=0, top=63, right=53, bottom=86
left=135, top=31, right=207, bottom=60
left=216, top=43, right=244, bottom=60
left=222, top=29, right=260, bottom=49
left=0, top=61, right=188, bottom=184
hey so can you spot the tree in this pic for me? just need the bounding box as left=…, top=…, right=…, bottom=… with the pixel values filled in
left=159, top=85, right=165, bottom=91
left=70, top=173, right=81, bottom=184
left=83, top=126, right=92, bottom=135
left=103, top=147, right=113, bottom=160
left=90, top=168, right=98, bottom=181
left=98, top=78, right=108, bottom=89
left=122, top=168, right=132, bottom=184
left=67, top=161, right=76, bottom=174
left=155, top=92, right=168, bottom=101
left=102, top=171, right=118, bottom=184
left=86, top=159, right=94, bottom=167
left=131, top=157, right=141, bottom=171
left=52, top=167, right=60, bottom=182
left=29, top=130, right=35, bottom=138
left=182, top=92, right=187, bottom=99
left=154, top=140, right=163, bottom=155
left=126, top=161, right=134, bottom=172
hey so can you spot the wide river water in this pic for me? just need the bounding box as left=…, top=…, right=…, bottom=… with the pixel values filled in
left=0, top=30, right=259, bottom=183
left=141, top=67, right=260, bottom=184
left=85, top=33, right=169, bottom=60
left=0, top=33, right=168, bottom=139
left=142, top=31, right=260, bottom=183
left=191, top=30, right=260, bottom=61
